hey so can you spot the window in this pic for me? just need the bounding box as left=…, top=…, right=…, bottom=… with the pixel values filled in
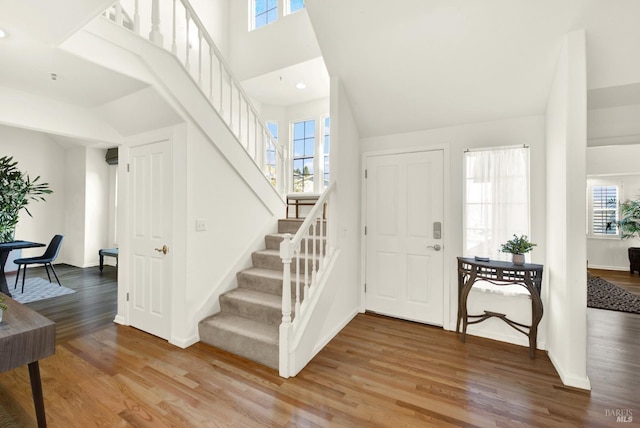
left=323, top=117, right=330, bottom=187
left=265, top=121, right=278, bottom=185
left=254, top=0, right=277, bottom=29
left=292, top=119, right=315, bottom=192
left=288, top=0, right=305, bottom=14
left=463, top=147, right=530, bottom=260
left=589, top=184, right=619, bottom=236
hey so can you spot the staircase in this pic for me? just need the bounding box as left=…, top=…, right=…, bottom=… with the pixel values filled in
left=198, top=218, right=325, bottom=370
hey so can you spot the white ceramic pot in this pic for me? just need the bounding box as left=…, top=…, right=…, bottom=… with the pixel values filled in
left=512, top=253, right=525, bottom=265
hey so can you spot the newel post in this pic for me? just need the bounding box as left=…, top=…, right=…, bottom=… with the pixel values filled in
left=279, top=233, right=293, bottom=377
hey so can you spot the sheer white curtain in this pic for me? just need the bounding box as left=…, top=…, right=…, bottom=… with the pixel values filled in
left=463, top=147, right=530, bottom=261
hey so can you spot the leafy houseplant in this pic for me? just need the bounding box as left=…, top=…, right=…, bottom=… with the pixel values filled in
left=617, top=199, right=640, bottom=239
left=0, top=296, right=7, bottom=322
left=500, top=234, right=536, bottom=265
left=0, top=156, right=52, bottom=243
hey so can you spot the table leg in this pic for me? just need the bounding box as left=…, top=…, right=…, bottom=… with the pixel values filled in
left=28, top=361, right=47, bottom=428
left=0, top=250, right=12, bottom=297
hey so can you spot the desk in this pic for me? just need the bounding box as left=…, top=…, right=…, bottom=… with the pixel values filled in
left=456, top=257, right=544, bottom=359
left=0, top=241, right=45, bottom=298
left=0, top=292, right=55, bottom=427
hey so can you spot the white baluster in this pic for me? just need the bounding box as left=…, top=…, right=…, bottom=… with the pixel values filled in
left=280, top=234, right=292, bottom=325
left=312, top=222, right=317, bottom=286
left=133, top=0, right=140, bottom=34
left=184, top=10, right=191, bottom=72
left=114, top=2, right=123, bottom=25
left=304, top=229, right=309, bottom=298
left=197, top=29, right=203, bottom=87
left=149, top=0, right=163, bottom=46
left=171, top=0, right=177, bottom=54
left=295, top=243, right=301, bottom=319
left=209, top=46, right=214, bottom=103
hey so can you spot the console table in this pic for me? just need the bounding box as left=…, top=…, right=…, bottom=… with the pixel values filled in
left=0, top=292, right=55, bottom=427
left=456, top=257, right=544, bottom=359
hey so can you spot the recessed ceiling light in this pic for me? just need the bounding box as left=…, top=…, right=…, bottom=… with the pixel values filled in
left=296, top=82, right=306, bottom=89
left=0, top=28, right=7, bottom=38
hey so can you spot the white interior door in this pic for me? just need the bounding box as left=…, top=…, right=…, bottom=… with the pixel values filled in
left=129, top=140, right=172, bottom=340
left=365, top=150, right=444, bottom=325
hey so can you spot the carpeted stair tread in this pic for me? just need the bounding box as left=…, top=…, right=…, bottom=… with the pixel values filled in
left=237, top=267, right=309, bottom=298
left=199, top=313, right=279, bottom=369
left=252, top=249, right=320, bottom=272
left=265, top=233, right=327, bottom=252
left=220, top=288, right=293, bottom=325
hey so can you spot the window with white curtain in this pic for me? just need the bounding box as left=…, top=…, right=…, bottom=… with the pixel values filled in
left=463, top=146, right=531, bottom=261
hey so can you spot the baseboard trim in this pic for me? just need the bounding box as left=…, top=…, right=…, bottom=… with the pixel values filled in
left=170, top=334, right=199, bottom=349
left=588, top=264, right=628, bottom=271
left=547, top=350, right=591, bottom=390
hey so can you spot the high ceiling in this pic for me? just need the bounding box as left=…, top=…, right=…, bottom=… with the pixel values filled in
left=305, top=0, right=640, bottom=137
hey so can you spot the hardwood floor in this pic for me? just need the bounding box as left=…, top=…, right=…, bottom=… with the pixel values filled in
left=0, top=265, right=637, bottom=427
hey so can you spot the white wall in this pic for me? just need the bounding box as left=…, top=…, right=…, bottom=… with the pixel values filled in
left=587, top=144, right=640, bottom=270
left=190, top=0, right=230, bottom=59
left=228, top=0, right=321, bottom=80
left=362, top=115, right=547, bottom=348
left=588, top=104, right=640, bottom=147
left=84, top=147, right=111, bottom=266
left=64, top=147, right=87, bottom=267
left=289, top=78, right=361, bottom=373
left=544, top=30, right=590, bottom=390
left=0, top=126, right=67, bottom=266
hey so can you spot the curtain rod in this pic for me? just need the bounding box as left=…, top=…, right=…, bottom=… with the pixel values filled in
left=464, top=144, right=529, bottom=153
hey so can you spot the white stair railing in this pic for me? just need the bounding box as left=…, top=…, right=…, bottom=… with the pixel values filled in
left=104, top=0, right=285, bottom=196
left=279, top=182, right=336, bottom=377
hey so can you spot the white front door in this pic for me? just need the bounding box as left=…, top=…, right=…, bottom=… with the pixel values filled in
left=365, top=150, right=444, bottom=325
left=129, top=140, right=172, bottom=340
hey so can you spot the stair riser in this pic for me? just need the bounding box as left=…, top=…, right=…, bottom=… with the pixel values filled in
left=198, top=322, right=278, bottom=369
left=237, top=272, right=308, bottom=298
left=278, top=219, right=327, bottom=235
left=252, top=252, right=319, bottom=273
left=265, top=235, right=326, bottom=254
left=220, top=293, right=288, bottom=326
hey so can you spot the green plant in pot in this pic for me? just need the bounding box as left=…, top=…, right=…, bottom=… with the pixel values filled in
left=500, top=234, right=536, bottom=265
left=617, top=199, right=640, bottom=239
left=0, top=156, right=52, bottom=243
left=616, top=198, right=640, bottom=275
left=0, top=296, right=7, bottom=322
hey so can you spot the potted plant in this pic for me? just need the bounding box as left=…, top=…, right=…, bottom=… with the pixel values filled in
left=500, top=234, right=536, bottom=265
left=616, top=198, right=640, bottom=275
left=0, top=155, right=52, bottom=243
left=0, top=296, right=7, bottom=322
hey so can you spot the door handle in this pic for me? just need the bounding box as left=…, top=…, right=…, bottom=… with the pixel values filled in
left=155, top=245, right=169, bottom=255
left=427, top=244, right=442, bottom=251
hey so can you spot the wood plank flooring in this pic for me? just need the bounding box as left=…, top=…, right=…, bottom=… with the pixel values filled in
left=0, top=265, right=637, bottom=427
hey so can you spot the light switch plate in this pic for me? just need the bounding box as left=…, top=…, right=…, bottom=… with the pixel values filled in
left=196, top=218, right=207, bottom=231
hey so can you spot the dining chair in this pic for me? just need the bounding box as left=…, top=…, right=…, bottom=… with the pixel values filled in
left=14, top=235, right=64, bottom=293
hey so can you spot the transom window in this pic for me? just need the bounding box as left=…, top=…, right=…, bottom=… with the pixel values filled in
left=288, top=0, right=305, bottom=14
left=254, top=0, right=277, bottom=29
left=589, top=183, right=619, bottom=237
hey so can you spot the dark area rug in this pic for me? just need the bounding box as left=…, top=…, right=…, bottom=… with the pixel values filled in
left=588, top=276, right=640, bottom=314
